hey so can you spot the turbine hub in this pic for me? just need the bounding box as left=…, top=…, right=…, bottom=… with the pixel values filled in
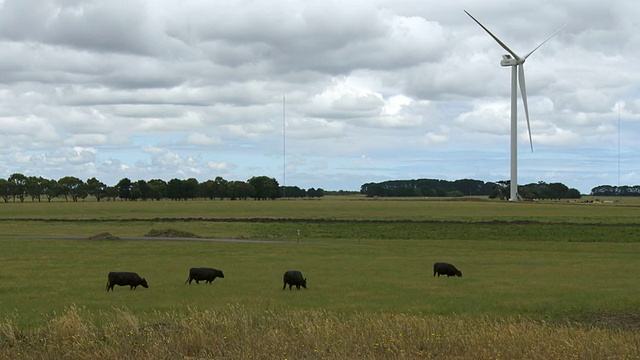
left=500, top=54, right=523, bottom=66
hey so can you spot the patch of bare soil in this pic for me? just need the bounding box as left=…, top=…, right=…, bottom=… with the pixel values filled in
left=573, top=312, right=640, bottom=330
left=86, top=232, right=120, bottom=240
left=144, top=228, right=200, bottom=238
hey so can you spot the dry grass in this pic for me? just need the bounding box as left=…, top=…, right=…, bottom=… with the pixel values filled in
left=2, top=305, right=639, bottom=359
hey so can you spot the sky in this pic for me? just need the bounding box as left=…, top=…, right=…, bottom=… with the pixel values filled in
left=0, top=0, right=638, bottom=194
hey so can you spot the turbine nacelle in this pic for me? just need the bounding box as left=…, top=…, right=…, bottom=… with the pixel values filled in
left=500, top=54, right=522, bottom=67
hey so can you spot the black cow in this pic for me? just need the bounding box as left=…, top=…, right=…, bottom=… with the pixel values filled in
left=106, top=272, right=149, bottom=291
left=433, top=262, right=462, bottom=277
left=185, top=267, right=225, bottom=285
left=283, top=270, right=307, bottom=290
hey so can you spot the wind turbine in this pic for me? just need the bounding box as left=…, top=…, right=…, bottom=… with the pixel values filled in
left=464, top=10, right=566, bottom=201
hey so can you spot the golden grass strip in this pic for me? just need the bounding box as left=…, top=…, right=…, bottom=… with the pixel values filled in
left=1, top=304, right=639, bottom=359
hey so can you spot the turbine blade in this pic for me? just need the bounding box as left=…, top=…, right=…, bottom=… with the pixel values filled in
left=464, top=10, right=520, bottom=61
left=524, top=23, right=568, bottom=59
left=518, top=65, right=534, bottom=152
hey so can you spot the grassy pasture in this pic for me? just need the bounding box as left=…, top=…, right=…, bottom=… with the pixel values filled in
left=1, top=197, right=640, bottom=358
left=1, top=195, right=640, bottom=223
left=2, top=236, right=640, bottom=323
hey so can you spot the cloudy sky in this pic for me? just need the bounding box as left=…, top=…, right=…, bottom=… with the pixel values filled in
left=0, top=0, right=638, bottom=194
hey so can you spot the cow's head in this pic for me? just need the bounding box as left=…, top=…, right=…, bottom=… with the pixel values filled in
left=141, top=278, right=149, bottom=288
left=217, top=270, right=225, bottom=278
left=455, top=270, right=462, bottom=277
left=301, top=278, right=307, bottom=289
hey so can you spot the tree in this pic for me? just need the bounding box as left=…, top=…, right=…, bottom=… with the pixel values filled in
left=307, top=187, right=325, bottom=198
left=199, top=180, right=214, bottom=200
left=0, top=179, right=11, bottom=202
left=228, top=181, right=254, bottom=200
left=566, top=188, right=581, bottom=198
left=212, top=176, right=229, bottom=200
left=248, top=176, right=280, bottom=200
left=26, top=176, right=46, bottom=202
left=165, top=178, right=200, bottom=200
left=132, top=180, right=152, bottom=200
left=86, top=177, right=108, bottom=202
left=116, top=178, right=132, bottom=200
left=200, top=177, right=230, bottom=200
left=361, top=183, right=385, bottom=197
left=104, top=186, right=119, bottom=201
left=167, top=178, right=181, bottom=200
left=8, top=173, right=28, bottom=202
left=282, top=186, right=306, bottom=198
left=147, top=179, right=168, bottom=200
left=129, top=181, right=142, bottom=201
left=591, top=185, right=640, bottom=197
left=453, top=179, right=486, bottom=196
left=184, top=178, right=200, bottom=200
left=521, top=181, right=581, bottom=200
left=42, top=178, right=59, bottom=202
left=489, top=181, right=510, bottom=200
left=58, top=176, right=87, bottom=202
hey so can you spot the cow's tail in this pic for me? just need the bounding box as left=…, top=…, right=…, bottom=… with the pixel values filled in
left=185, top=277, right=190, bottom=285
left=105, top=280, right=110, bottom=291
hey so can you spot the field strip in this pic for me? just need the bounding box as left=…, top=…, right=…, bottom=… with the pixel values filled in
left=1, top=217, right=639, bottom=226
left=0, top=234, right=366, bottom=246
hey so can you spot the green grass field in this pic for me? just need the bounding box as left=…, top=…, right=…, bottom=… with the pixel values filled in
left=1, top=196, right=640, bottom=358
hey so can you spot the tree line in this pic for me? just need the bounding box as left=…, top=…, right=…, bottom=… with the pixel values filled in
left=0, top=173, right=325, bottom=202
left=590, top=185, right=640, bottom=196
left=360, top=179, right=582, bottom=200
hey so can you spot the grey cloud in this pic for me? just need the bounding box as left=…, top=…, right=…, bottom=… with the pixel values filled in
left=0, top=0, right=161, bottom=55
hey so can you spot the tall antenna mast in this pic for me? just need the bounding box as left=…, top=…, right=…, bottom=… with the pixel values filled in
left=282, top=95, right=286, bottom=198
left=618, top=102, right=621, bottom=187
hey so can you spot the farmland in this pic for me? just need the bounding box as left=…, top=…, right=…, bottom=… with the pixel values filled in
left=1, top=196, right=640, bottom=358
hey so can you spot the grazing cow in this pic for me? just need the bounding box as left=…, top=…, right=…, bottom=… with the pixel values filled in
left=185, top=267, right=225, bottom=285
left=433, top=262, right=462, bottom=277
left=106, top=272, right=149, bottom=291
left=283, top=270, right=307, bottom=290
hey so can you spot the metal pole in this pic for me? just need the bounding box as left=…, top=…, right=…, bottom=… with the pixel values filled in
left=283, top=96, right=286, bottom=198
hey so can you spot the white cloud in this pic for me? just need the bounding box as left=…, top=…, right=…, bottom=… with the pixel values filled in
left=422, top=132, right=449, bottom=146
left=186, top=133, right=223, bottom=147
left=206, top=161, right=231, bottom=171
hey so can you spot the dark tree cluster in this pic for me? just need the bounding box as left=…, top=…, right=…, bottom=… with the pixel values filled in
left=361, top=178, right=581, bottom=200
left=590, top=185, right=640, bottom=196
left=0, top=173, right=324, bottom=202
left=360, top=179, right=498, bottom=198
left=511, top=181, right=581, bottom=200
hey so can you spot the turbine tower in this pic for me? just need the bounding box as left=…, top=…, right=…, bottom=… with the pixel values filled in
left=464, top=10, right=566, bottom=201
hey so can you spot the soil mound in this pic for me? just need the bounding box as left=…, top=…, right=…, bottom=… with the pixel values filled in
left=144, top=228, right=200, bottom=238
left=87, top=232, right=121, bottom=240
